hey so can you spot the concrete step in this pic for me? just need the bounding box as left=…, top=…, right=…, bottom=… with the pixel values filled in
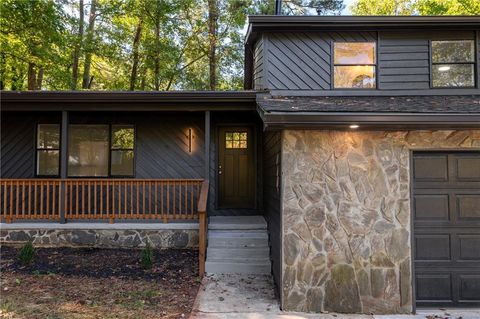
left=205, top=260, right=271, bottom=275
left=207, top=247, right=270, bottom=260
left=208, top=230, right=268, bottom=248
left=208, top=216, right=267, bottom=230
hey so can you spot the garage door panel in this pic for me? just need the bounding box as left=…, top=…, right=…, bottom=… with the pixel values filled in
left=413, top=155, right=448, bottom=182
left=413, top=151, right=480, bottom=307
left=456, top=195, right=480, bottom=220
left=415, top=234, right=451, bottom=261
left=455, top=156, right=480, bottom=181
left=459, top=275, right=480, bottom=301
left=416, top=274, right=453, bottom=301
left=414, top=194, right=449, bottom=221
left=458, top=235, right=480, bottom=261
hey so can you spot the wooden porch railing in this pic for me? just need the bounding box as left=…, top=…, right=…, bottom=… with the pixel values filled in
left=0, top=179, right=205, bottom=223
left=197, top=180, right=209, bottom=277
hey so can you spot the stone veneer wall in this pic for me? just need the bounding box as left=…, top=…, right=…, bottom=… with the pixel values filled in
left=281, top=130, right=480, bottom=314
left=1, top=227, right=198, bottom=249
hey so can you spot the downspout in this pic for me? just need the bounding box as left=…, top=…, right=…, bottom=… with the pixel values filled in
left=275, top=0, right=282, bottom=15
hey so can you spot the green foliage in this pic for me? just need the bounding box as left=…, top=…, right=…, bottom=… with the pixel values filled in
left=141, top=241, right=154, bottom=270
left=280, top=0, right=344, bottom=15
left=18, top=241, right=36, bottom=265
left=350, top=0, right=480, bottom=15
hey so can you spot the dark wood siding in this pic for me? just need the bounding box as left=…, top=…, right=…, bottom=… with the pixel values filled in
left=1, top=112, right=205, bottom=179
left=259, top=29, right=480, bottom=92
left=379, top=31, right=476, bottom=90
left=1, top=112, right=60, bottom=178
left=254, top=35, right=265, bottom=90
left=263, top=31, right=377, bottom=90
left=263, top=130, right=282, bottom=294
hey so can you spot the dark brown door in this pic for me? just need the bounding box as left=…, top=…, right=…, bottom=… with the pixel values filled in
left=218, top=127, right=255, bottom=208
left=413, top=151, right=480, bottom=307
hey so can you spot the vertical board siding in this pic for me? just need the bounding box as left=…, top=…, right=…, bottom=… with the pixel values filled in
left=263, top=130, right=282, bottom=293
left=265, top=31, right=377, bottom=90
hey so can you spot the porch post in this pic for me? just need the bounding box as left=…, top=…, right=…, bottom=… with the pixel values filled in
left=59, top=111, right=68, bottom=224
left=204, top=111, right=210, bottom=180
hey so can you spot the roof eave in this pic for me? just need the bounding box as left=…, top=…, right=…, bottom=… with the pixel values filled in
left=259, top=110, right=480, bottom=130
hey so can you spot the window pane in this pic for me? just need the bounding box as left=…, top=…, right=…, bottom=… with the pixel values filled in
left=432, top=40, right=475, bottom=63
left=111, top=150, right=134, bottom=176
left=112, top=125, right=134, bottom=149
left=432, top=64, right=474, bottom=87
left=37, top=150, right=59, bottom=176
left=334, top=65, right=376, bottom=88
left=334, top=42, right=375, bottom=65
left=37, top=124, right=60, bottom=149
left=68, top=125, right=109, bottom=176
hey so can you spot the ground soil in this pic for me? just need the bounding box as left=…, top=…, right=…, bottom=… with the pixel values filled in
left=0, top=246, right=200, bottom=319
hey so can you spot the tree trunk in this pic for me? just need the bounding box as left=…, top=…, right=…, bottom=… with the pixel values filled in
left=129, top=19, right=143, bottom=91
left=82, top=0, right=97, bottom=89
left=207, top=0, right=218, bottom=90
left=27, top=63, right=36, bottom=90
left=35, top=67, right=44, bottom=90
left=153, top=19, right=160, bottom=91
left=71, top=0, right=84, bottom=90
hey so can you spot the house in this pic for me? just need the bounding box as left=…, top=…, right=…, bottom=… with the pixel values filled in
left=1, top=16, right=480, bottom=314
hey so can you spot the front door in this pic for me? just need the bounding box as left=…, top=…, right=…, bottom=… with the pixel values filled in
left=218, top=127, right=255, bottom=208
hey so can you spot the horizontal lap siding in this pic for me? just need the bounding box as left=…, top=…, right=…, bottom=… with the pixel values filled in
left=263, top=131, right=282, bottom=294
left=265, top=31, right=377, bottom=90
left=379, top=34, right=430, bottom=90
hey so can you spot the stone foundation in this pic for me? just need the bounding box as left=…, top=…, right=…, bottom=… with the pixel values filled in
left=0, top=223, right=198, bottom=249
left=281, top=130, right=480, bottom=314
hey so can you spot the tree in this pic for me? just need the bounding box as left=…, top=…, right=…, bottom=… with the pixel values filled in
left=280, top=0, right=344, bottom=15
left=71, top=0, right=84, bottom=90
left=82, top=0, right=97, bottom=89
left=350, top=0, right=480, bottom=15
left=0, top=0, right=64, bottom=90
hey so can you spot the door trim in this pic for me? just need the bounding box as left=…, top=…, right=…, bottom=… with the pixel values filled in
left=215, top=124, right=257, bottom=210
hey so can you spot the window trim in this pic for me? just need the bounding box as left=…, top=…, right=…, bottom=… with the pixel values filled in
left=429, top=39, right=477, bottom=89
left=332, top=41, right=378, bottom=90
left=109, top=124, right=136, bottom=178
left=67, top=123, right=136, bottom=178
left=35, top=124, right=61, bottom=178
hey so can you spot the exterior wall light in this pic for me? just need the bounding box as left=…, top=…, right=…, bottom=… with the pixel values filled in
left=186, top=128, right=194, bottom=153
left=349, top=124, right=359, bottom=129
left=438, top=66, right=450, bottom=72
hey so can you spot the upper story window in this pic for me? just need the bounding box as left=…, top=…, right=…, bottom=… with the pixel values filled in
left=36, top=124, right=60, bottom=176
left=431, top=40, right=475, bottom=88
left=68, top=124, right=135, bottom=177
left=333, top=42, right=376, bottom=89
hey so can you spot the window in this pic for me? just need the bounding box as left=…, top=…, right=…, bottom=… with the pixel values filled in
left=68, top=125, right=109, bottom=177
left=225, top=132, right=247, bottom=149
left=431, top=40, right=475, bottom=88
left=67, top=124, right=135, bottom=177
left=36, top=124, right=60, bottom=176
left=334, top=42, right=376, bottom=89
left=111, top=125, right=135, bottom=176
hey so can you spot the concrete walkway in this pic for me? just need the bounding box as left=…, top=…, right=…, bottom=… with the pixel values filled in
left=190, top=274, right=480, bottom=319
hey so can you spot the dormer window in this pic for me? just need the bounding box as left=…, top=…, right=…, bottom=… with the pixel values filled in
left=431, top=40, right=475, bottom=88
left=333, top=42, right=376, bottom=89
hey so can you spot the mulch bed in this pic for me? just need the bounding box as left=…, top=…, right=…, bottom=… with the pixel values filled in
left=0, top=246, right=201, bottom=319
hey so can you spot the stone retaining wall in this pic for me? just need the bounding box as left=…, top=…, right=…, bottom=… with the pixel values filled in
left=281, top=130, right=480, bottom=314
left=0, top=227, right=198, bottom=249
